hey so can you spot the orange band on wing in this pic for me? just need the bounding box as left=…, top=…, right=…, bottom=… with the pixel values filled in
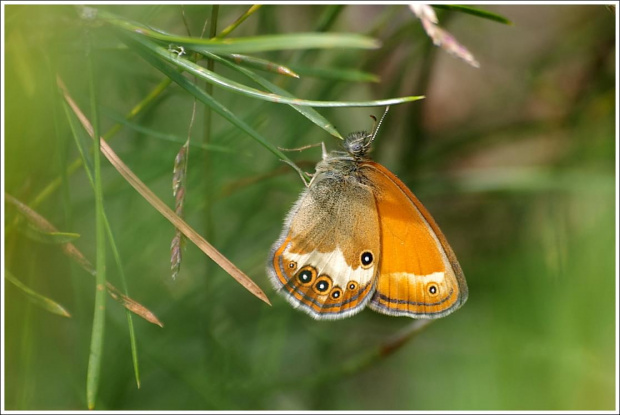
left=371, top=271, right=459, bottom=315
left=272, top=236, right=293, bottom=287
left=285, top=277, right=375, bottom=314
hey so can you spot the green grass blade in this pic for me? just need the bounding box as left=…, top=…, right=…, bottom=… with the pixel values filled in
left=98, top=10, right=381, bottom=52
left=204, top=51, right=343, bottom=139
left=314, top=4, right=346, bottom=32
left=19, top=224, right=81, bottom=244
left=432, top=5, right=512, bottom=25
left=216, top=5, right=262, bottom=39
left=223, top=54, right=299, bottom=78
left=68, top=99, right=142, bottom=390
left=188, top=33, right=380, bottom=53
left=288, top=64, right=380, bottom=83
left=86, top=43, right=106, bottom=410
left=104, top=219, right=141, bottom=389
left=122, top=32, right=423, bottom=108
left=6, top=270, right=72, bottom=318
left=125, top=308, right=141, bottom=388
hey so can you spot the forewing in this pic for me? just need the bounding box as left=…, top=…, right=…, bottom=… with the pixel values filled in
left=361, top=162, right=468, bottom=318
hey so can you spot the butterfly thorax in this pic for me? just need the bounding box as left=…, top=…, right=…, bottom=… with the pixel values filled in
left=311, top=132, right=375, bottom=190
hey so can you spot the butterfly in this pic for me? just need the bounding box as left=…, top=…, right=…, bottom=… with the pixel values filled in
left=267, top=109, right=468, bottom=320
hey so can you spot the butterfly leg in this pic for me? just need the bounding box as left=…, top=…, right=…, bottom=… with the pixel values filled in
left=279, top=159, right=312, bottom=187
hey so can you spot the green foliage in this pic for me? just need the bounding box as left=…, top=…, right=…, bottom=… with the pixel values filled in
left=3, top=4, right=616, bottom=411
left=5, top=270, right=71, bottom=318
left=432, top=5, right=513, bottom=25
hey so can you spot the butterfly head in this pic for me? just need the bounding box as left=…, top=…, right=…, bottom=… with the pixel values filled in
left=343, top=131, right=373, bottom=158
left=342, top=106, right=390, bottom=159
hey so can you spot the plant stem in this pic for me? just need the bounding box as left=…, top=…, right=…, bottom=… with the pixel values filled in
left=86, top=41, right=107, bottom=410
left=202, top=5, right=219, bottom=251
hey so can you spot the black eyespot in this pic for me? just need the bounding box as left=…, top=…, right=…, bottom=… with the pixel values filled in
left=428, top=285, right=437, bottom=295
left=298, top=270, right=312, bottom=283
left=288, top=261, right=297, bottom=269
left=361, top=251, right=374, bottom=268
left=330, top=287, right=342, bottom=299
left=348, top=282, right=358, bottom=291
left=297, top=266, right=316, bottom=286
left=313, top=276, right=332, bottom=294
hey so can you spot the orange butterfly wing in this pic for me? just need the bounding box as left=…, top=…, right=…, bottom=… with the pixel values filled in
left=360, top=161, right=468, bottom=318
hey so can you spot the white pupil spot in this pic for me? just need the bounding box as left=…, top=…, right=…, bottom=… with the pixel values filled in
left=361, top=251, right=373, bottom=266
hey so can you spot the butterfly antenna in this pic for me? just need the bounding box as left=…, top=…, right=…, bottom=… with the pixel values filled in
left=369, top=114, right=378, bottom=136
left=370, top=106, right=390, bottom=144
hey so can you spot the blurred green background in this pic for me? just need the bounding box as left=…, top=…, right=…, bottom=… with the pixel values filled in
left=3, top=4, right=617, bottom=411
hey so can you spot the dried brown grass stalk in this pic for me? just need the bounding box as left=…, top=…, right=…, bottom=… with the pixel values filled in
left=57, top=76, right=271, bottom=306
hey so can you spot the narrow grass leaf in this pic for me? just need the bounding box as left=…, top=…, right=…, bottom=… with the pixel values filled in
left=288, top=65, right=380, bottom=83
left=187, top=32, right=381, bottom=53
left=98, top=10, right=380, bottom=52
left=20, top=224, right=81, bottom=244
left=432, top=5, right=513, bottom=25
left=125, top=311, right=141, bottom=388
left=216, top=5, right=262, bottom=39
left=104, top=219, right=141, bottom=388
left=314, top=4, right=346, bottom=32
left=224, top=54, right=299, bottom=78
left=86, top=51, right=106, bottom=410
left=6, top=270, right=71, bottom=318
